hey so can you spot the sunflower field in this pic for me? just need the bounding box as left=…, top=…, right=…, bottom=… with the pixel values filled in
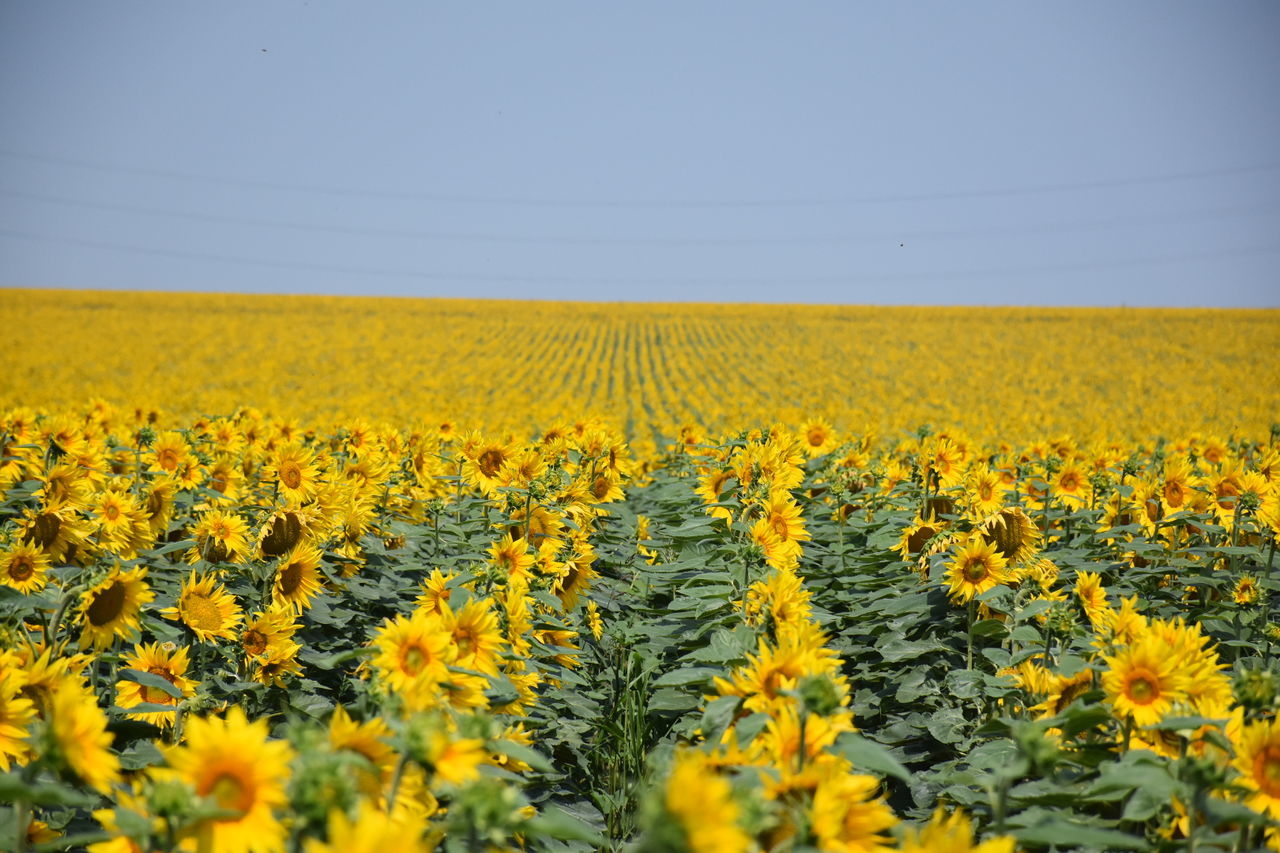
left=1, top=290, right=1279, bottom=853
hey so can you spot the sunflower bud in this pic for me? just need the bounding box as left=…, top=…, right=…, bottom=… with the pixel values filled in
left=798, top=674, right=841, bottom=717
left=1233, top=666, right=1279, bottom=712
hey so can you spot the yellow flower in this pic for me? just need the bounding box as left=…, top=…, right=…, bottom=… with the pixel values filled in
left=162, top=706, right=295, bottom=853
left=78, top=565, right=154, bottom=650
left=664, top=750, right=751, bottom=853
left=810, top=768, right=898, bottom=853
left=162, top=571, right=243, bottom=643
left=189, top=508, right=252, bottom=564
left=944, top=536, right=1013, bottom=603
left=328, top=705, right=395, bottom=795
left=0, top=541, right=50, bottom=594
left=442, top=597, right=505, bottom=675
left=272, top=541, right=326, bottom=613
left=272, top=443, right=323, bottom=504
left=1074, top=570, right=1109, bottom=627
left=370, top=608, right=456, bottom=696
left=488, top=534, right=535, bottom=582
left=48, top=678, right=120, bottom=793
left=240, top=607, right=299, bottom=662
left=115, top=642, right=197, bottom=728
left=0, top=671, right=35, bottom=771
left=302, top=800, right=429, bottom=853
left=899, top=807, right=1015, bottom=853
left=1233, top=718, right=1280, bottom=820
left=1101, top=633, right=1191, bottom=728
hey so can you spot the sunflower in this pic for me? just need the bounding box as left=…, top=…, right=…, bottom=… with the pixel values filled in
left=944, top=536, right=1013, bottom=603
left=115, top=642, right=196, bottom=728
left=892, top=514, right=949, bottom=562
left=1233, top=575, right=1260, bottom=605
left=414, top=569, right=458, bottom=616
left=441, top=597, right=505, bottom=675
left=1101, top=634, right=1191, bottom=728
left=977, top=506, right=1040, bottom=565
left=964, top=467, right=1007, bottom=519
left=0, top=541, right=50, bottom=594
left=79, top=565, right=154, bottom=650
left=1052, top=463, right=1091, bottom=508
left=1073, top=571, right=1109, bottom=627
left=272, top=542, right=325, bottom=613
left=240, top=607, right=300, bottom=662
left=253, top=642, right=304, bottom=687
left=92, top=487, right=150, bottom=557
left=163, top=706, right=295, bottom=853
left=146, top=430, right=191, bottom=475
left=1232, top=718, right=1280, bottom=819
left=161, top=571, right=243, bottom=643
left=745, top=568, right=813, bottom=634
left=188, top=508, right=252, bottom=564
left=47, top=678, right=120, bottom=793
left=302, top=800, right=430, bottom=853
left=19, top=501, right=87, bottom=563
left=272, top=443, right=323, bottom=505
left=899, top=807, right=1015, bottom=853
left=0, top=671, right=35, bottom=771
left=462, top=436, right=516, bottom=496
left=370, top=609, right=456, bottom=695
left=750, top=518, right=799, bottom=571
left=800, top=419, right=836, bottom=458
left=328, top=704, right=396, bottom=793
left=810, top=768, right=898, bottom=853
left=664, top=750, right=751, bottom=853
left=760, top=493, right=810, bottom=554
left=488, top=534, right=535, bottom=582
left=1161, top=457, right=1199, bottom=515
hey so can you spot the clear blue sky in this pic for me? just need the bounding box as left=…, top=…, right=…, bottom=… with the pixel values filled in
left=2, top=2, right=1277, bottom=306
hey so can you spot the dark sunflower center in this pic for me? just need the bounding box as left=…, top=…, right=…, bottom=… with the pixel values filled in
left=87, top=581, right=127, bottom=626
left=279, top=562, right=303, bottom=596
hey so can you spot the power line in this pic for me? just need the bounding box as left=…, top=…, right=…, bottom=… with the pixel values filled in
left=2, top=226, right=1278, bottom=285
left=2, top=187, right=1276, bottom=247
left=2, top=147, right=1278, bottom=209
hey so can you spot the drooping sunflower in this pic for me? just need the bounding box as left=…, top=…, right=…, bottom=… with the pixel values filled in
left=977, top=506, right=1040, bottom=566
left=161, top=571, right=243, bottom=643
left=162, top=706, right=295, bottom=853
left=1101, top=633, right=1191, bottom=728
left=1232, top=717, right=1280, bottom=819
left=253, top=642, right=304, bottom=687
left=0, top=541, right=50, bottom=594
left=272, top=542, right=326, bottom=613
left=115, top=642, right=196, bottom=728
left=78, top=565, right=154, bottom=650
left=413, top=568, right=458, bottom=616
left=944, top=536, right=1014, bottom=603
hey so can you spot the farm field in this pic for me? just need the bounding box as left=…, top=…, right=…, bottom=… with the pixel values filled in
left=1, top=290, right=1279, bottom=852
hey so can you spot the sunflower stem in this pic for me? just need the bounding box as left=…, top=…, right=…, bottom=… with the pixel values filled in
left=1262, top=537, right=1276, bottom=658
left=965, top=598, right=976, bottom=670
left=385, top=752, right=410, bottom=815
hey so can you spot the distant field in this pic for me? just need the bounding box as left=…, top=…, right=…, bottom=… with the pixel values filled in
left=3, top=289, right=1277, bottom=451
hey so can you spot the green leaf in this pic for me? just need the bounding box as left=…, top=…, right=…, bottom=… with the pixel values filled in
left=651, top=666, right=723, bottom=688
left=491, top=739, right=552, bottom=773
left=832, top=732, right=913, bottom=783
left=523, top=805, right=605, bottom=844
left=119, top=667, right=184, bottom=699
left=1015, top=818, right=1148, bottom=850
